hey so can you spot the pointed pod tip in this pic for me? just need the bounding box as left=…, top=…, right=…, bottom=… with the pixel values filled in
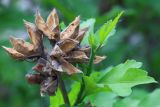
left=76, top=15, right=80, bottom=22
left=77, top=15, right=81, bottom=19
left=52, top=8, right=57, bottom=13
left=36, top=10, right=41, bottom=16
left=2, top=46, right=7, bottom=50
left=2, top=46, right=11, bottom=52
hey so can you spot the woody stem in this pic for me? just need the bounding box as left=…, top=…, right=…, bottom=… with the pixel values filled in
left=57, top=72, right=70, bottom=106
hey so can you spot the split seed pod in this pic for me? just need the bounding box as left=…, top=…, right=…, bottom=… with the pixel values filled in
left=2, top=9, right=106, bottom=96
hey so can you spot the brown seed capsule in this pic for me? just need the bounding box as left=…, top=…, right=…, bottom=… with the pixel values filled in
left=24, top=20, right=42, bottom=48
left=46, top=9, right=59, bottom=31
left=3, top=9, right=106, bottom=96
left=40, top=76, right=58, bottom=96
left=60, top=16, right=80, bottom=39
left=35, top=10, right=56, bottom=40
left=58, top=39, right=79, bottom=53
left=2, top=46, right=25, bottom=60
left=76, top=27, right=88, bottom=42
left=59, top=57, right=82, bottom=75
left=26, top=74, right=43, bottom=84
left=9, top=36, right=35, bottom=55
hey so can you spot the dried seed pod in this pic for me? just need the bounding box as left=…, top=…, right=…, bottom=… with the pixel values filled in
left=24, top=20, right=42, bottom=48
left=58, top=39, right=79, bottom=53
left=59, top=57, right=82, bottom=75
left=60, top=16, right=80, bottom=39
left=76, top=27, right=88, bottom=42
left=26, top=74, right=44, bottom=84
left=51, top=59, right=63, bottom=72
left=2, top=46, right=25, bottom=59
left=9, top=37, right=35, bottom=55
left=50, top=45, right=64, bottom=58
left=32, top=63, right=45, bottom=73
left=40, top=76, right=58, bottom=96
left=64, top=51, right=89, bottom=62
left=47, top=9, right=59, bottom=31
left=3, top=9, right=106, bottom=96
left=94, top=56, right=106, bottom=64
left=35, top=11, right=56, bottom=40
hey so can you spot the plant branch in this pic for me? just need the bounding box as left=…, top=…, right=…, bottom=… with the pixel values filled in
left=74, top=47, right=98, bottom=105
left=57, top=72, right=71, bottom=106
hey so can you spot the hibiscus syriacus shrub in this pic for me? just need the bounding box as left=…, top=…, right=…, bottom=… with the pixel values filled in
left=3, top=9, right=156, bottom=107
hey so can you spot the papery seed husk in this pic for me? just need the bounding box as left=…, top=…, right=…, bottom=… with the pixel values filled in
left=94, top=56, right=106, bottom=64
left=64, top=51, right=89, bottom=62
left=51, top=59, right=63, bottom=72
left=35, top=10, right=56, bottom=40
left=9, top=36, right=35, bottom=55
left=78, top=46, right=91, bottom=56
left=26, top=74, right=43, bottom=84
left=40, top=77, right=58, bottom=96
left=2, top=46, right=25, bottom=59
left=60, top=16, right=80, bottom=40
left=24, top=20, right=42, bottom=48
left=58, top=39, right=79, bottom=53
left=76, top=27, right=88, bottom=42
left=50, top=45, right=64, bottom=58
left=47, top=9, right=59, bottom=31
left=59, top=57, right=82, bottom=75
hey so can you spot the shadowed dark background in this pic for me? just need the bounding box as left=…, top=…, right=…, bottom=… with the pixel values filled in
left=0, top=0, right=160, bottom=107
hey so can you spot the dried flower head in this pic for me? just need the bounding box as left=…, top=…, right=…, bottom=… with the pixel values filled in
left=2, top=9, right=106, bottom=96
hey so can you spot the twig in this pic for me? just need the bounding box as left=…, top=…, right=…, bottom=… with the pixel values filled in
left=57, top=72, right=71, bottom=106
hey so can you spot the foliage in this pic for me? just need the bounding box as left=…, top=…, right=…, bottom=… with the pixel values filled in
left=49, top=12, right=156, bottom=106
left=0, top=0, right=160, bottom=107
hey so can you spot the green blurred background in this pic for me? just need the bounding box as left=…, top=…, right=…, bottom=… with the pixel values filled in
left=0, top=0, right=160, bottom=107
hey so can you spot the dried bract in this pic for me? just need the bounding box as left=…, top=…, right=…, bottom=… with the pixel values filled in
left=2, top=9, right=106, bottom=96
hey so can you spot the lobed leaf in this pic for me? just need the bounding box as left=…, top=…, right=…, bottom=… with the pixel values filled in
left=83, top=60, right=156, bottom=97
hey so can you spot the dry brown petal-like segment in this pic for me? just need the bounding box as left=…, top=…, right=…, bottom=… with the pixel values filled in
left=32, top=64, right=45, bottom=73
left=9, top=37, right=35, bottom=55
left=59, top=57, right=82, bottom=75
left=76, top=27, right=88, bottom=42
left=35, top=11, right=55, bottom=40
left=94, top=56, right=106, bottom=64
left=24, top=20, right=42, bottom=48
left=50, top=45, right=64, bottom=58
left=60, top=16, right=80, bottom=40
left=2, top=46, right=25, bottom=59
left=51, top=60, right=63, bottom=72
left=47, top=9, right=59, bottom=31
left=40, top=77, right=58, bottom=96
left=64, top=51, right=89, bottom=62
left=26, top=74, right=44, bottom=84
left=78, top=46, right=91, bottom=56
left=58, top=39, right=79, bottom=53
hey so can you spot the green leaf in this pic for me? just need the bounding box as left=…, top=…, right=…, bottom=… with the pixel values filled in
left=98, top=60, right=156, bottom=96
left=68, top=82, right=81, bottom=106
left=106, top=68, right=156, bottom=96
left=83, top=76, right=111, bottom=96
left=88, top=34, right=96, bottom=47
left=84, top=60, right=156, bottom=97
left=114, top=89, right=160, bottom=107
left=113, top=89, right=148, bottom=107
left=60, top=22, right=67, bottom=30
left=75, top=102, right=87, bottom=107
left=84, top=92, right=117, bottom=107
left=50, top=89, right=64, bottom=107
left=138, top=89, right=160, bottom=107
left=99, top=60, right=143, bottom=83
left=95, top=11, right=123, bottom=45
